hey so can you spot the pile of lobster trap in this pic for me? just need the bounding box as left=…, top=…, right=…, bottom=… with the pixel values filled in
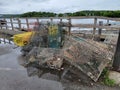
left=22, top=35, right=113, bottom=83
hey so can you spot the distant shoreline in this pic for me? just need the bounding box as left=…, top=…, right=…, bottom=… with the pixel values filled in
left=1, top=10, right=120, bottom=18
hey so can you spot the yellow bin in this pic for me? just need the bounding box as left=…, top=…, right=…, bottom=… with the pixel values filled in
left=13, top=32, right=34, bottom=46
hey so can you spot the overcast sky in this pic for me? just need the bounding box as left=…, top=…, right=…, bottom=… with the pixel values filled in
left=0, top=0, right=120, bottom=14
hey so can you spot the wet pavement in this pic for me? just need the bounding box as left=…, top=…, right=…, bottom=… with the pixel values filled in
left=0, top=43, right=120, bottom=90
left=0, top=44, right=63, bottom=90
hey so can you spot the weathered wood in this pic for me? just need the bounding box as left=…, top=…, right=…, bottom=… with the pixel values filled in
left=0, top=21, right=2, bottom=29
left=107, top=20, right=109, bottom=25
left=0, top=20, right=6, bottom=29
left=64, top=36, right=112, bottom=81
left=3, top=18, right=7, bottom=29
left=60, top=18, right=62, bottom=22
left=26, top=18, right=29, bottom=29
left=17, top=16, right=120, bottom=21
left=50, top=18, right=53, bottom=22
left=0, top=29, right=24, bottom=35
left=98, top=21, right=103, bottom=40
left=10, top=18, right=14, bottom=30
left=18, top=19, right=21, bottom=30
left=93, top=18, right=97, bottom=39
left=36, top=18, right=39, bottom=23
left=1, top=17, right=120, bottom=32
left=72, top=24, right=120, bottom=30
left=112, top=30, right=120, bottom=71
left=68, top=18, right=71, bottom=35
left=0, top=16, right=120, bottom=38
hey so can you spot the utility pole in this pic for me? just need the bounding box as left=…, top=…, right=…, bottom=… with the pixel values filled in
left=112, top=30, right=120, bottom=71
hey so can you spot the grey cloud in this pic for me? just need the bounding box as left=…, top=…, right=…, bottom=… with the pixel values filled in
left=0, top=7, right=8, bottom=14
left=0, top=2, right=6, bottom=6
left=0, top=0, right=120, bottom=14
left=0, top=3, right=3, bottom=5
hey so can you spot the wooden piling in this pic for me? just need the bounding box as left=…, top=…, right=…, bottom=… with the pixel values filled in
left=107, top=20, right=109, bottom=25
left=3, top=18, right=7, bottom=29
left=18, top=18, right=21, bottom=30
left=10, top=18, right=14, bottom=30
left=36, top=18, right=39, bottom=23
left=68, top=18, right=71, bottom=35
left=26, top=18, right=29, bottom=29
left=0, top=21, right=2, bottom=29
left=93, top=18, right=97, bottom=36
left=98, top=21, right=103, bottom=40
left=60, top=18, right=62, bottom=23
left=112, top=30, right=120, bottom=71
left=93, top=18, right=97, bottom=35
left=50, top=18, right=53, bottom=23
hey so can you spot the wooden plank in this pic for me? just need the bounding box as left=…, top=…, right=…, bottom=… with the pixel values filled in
left=36, top=18, right=39, bottom=23
left=112, top=30, right=120, bottom=71
left=0, top=25, right=13, bottom=28
left=0, top=29, right=24, bottom=35
left=18, top=18, right=21, bottom=30
left=1, top=17, right=120, bottom=31
left=0, top=23, right=2, bottom=29
left=107, top=20, right=109, bottom=25
left=10, top=18, right=14, bottom=30
left=26, top=18, right=29, bottom=29
left=60, top=18, right=62, bottom=22
left=18, top=16, right=120, bottom=21
left=50, top=17, right=53, bottom=22
left=64, top=36, right=111, bottom=81
left=2, top=16, right=120, bottom=21
left=98, top=21, right=103, bottom=40
left=3, top=18, right=7, bottom=29
left=72, top=24, right=120, bottom=30
left=68, top=18, right=71, bottom=35
left=93, top=18, right=97, bottom=36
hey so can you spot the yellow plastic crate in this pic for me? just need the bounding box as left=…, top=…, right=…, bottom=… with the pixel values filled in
left=13, top=32, right=34, bottom=46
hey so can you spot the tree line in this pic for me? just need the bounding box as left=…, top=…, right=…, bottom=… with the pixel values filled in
left=14, top=10, right=120, bottom=18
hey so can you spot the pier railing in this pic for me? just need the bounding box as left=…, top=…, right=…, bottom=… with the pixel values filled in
left=0, top=16, right=120, bottom=36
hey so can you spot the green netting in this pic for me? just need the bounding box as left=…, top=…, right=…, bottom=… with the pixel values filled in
left=48, top=24, right=63, bottom=48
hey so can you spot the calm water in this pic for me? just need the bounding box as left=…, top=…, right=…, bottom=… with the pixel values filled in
left=2, top=18, right=120, bottom=31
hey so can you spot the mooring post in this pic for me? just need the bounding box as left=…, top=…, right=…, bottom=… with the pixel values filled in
left=26, top=18, right=29, bottom=29
left=18, top=18, right=21, bottom=30
left=59, top=18, right=63, bottom=26
left=0, top=20, right=3, bottom=29
left=10, top=18, right=14, bottom=30
left=107, top=20, right=109, bottom=26
left=93, top=17, right=97, bottom=39
left=98, top=21, right=103, bottom=41
left=3, top=18, right=7, bottom=29
left=68, top=18, right=71, bottom=36
left=112, top=30, right=120, bottom=71
left=36, top=18, right=39, bottom=23
left=0, top=21, right=2, bottom=29
left=60, top=18, right=62, bottom=23
left=50, top=18, right=53, bottom=23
